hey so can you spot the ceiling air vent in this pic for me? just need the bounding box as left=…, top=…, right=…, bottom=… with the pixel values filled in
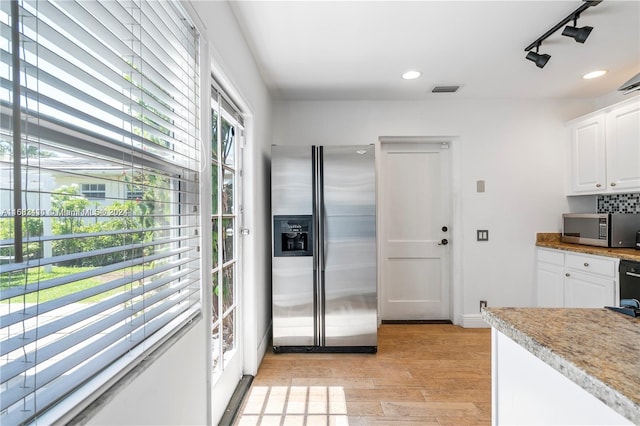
left=432, top=85, right=460, bottom=93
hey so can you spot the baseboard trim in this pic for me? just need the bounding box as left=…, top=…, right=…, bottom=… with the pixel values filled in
left=256, top=321, right=271, bottom=367
left=381, top=319, right=453, bottom=325
left=461, top=314, right=490, bottom=328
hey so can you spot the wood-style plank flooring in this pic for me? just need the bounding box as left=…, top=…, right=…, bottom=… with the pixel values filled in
left=234, top=324, right=491, bottom=425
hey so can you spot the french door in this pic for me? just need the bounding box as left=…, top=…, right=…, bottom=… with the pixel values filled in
left=211, top=89, right=244, bottom=420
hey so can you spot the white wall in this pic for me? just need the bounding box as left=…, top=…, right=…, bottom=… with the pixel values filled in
left=195, top=1, right=275, bottom=415
left=84, top=320, right=208, bottom=426
left=273, top=98, right=587, bottom=324
left=188, top=0, right=274, bottom=376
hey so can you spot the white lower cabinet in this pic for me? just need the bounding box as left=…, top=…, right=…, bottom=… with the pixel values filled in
left=564, top=271, right=615, bottom=308
left=537, top=262, right=565, bottom=307
left=536, top=248, right=565, bottom=308
left=536, top=248, right=618, bottom=308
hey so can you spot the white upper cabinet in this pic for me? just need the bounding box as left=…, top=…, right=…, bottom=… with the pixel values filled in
left=566, top=97, right=640, bottom=195
left=569, top=114, right=606, bottom=193
left=605, top=101, right=640, bottom=192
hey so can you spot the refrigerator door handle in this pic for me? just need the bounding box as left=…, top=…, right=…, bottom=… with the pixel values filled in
left=323, top=213, right=328, bottom=263
left=312, top=146, right=319, bottom=345
left=312, top=146, right=326, bottom=346
left=318, top=147, right=325, bottom=273
left=317, top=146, right=326, bottom=345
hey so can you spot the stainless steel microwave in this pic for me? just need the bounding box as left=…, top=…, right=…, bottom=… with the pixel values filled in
left=561, top=213, right=640, bottom=248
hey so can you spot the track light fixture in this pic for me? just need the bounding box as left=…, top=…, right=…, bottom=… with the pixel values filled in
left=524, top=0, right=601, bottom=68
left=562, top=20, right=593, bottom=43
left=526, top=44, right=551, bottom=69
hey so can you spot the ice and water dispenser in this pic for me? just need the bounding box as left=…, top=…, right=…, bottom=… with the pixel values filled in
left=273, top=215, right=313, bottom=257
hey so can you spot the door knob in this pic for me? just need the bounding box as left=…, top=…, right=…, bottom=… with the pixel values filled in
left=439, top=239, right=449, bottom=246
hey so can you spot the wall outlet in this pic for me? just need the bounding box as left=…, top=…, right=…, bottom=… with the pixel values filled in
left=477, top=230, right=489, bottom=241
left=480, top=300, right=487, bottom=311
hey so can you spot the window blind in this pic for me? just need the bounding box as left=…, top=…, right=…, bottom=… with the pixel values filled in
left=0, top=1, right=201, bottom=424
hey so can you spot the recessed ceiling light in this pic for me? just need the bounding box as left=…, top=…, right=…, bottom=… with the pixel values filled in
left=583, top=70, right=607, bottom=80
left=402, top=70, right=421, bottom=80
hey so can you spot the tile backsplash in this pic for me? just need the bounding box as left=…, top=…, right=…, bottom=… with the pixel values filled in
left=597, top=193, right=640, bottom=214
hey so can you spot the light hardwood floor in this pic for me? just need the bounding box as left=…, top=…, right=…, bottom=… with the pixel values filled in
left=234, top=324, right=491, bottom=425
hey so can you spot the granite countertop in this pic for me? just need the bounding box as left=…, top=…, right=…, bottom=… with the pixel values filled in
left=536, top=233, right=640, bottom=262
left=482, top=307, right=640, bottom=424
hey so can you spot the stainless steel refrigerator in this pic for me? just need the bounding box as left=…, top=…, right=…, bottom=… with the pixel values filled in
left=271, top=145, right=377, bottom=353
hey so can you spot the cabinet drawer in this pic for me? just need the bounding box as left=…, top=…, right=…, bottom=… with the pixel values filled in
left=537, top=248, right=564, bottom=266
left=565, top=253, right=616, bottom=277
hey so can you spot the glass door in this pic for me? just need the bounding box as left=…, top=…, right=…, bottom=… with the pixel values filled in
left=211, top=90, right=244, bottom=419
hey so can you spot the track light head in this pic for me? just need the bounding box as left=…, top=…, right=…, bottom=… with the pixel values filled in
left=526, top=50, right=551, bottom=69
left=524, top=2, right=601, bottom=68
left=562, top=25, right=593, bottom=43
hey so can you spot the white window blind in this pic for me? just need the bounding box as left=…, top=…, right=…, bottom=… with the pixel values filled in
left=0, top=1, right=201, bottom=424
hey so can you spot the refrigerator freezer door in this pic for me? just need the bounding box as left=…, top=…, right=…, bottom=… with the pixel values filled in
left=272, top=146, right=315, bottom=347
left=322, top=145, right=377, bottom=347
left=272, top=146, right=313, bottom=216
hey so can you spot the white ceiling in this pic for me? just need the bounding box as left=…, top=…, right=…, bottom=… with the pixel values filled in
left=227, top=0, right=640, bottom=101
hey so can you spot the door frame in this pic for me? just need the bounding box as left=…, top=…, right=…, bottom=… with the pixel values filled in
left=209, top=85, right=246, bottom=423
left=376, top=136, right=461, bottom=325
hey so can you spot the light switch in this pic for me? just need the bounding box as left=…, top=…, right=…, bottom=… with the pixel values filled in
left=477, top=230, right=489, bottom=241
left=476, top=180, right=485, bottom=193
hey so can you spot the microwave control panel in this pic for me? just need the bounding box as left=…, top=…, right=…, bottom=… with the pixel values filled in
left=599, top=218, right=607, bottom=240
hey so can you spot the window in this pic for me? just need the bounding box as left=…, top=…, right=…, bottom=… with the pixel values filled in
left=211, top=84, right=242, bottom=375
left=81, top=183, right=106, bottom=200
left=126, top=185, right=145, bottom=201
left=0, top=1, right=201, bottom=424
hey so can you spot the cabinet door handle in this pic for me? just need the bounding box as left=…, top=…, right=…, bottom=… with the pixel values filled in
left=565, top=273, right=571, bottom=277
left=584, top=262, right=589, bottom=267
left=596, top=183, right=602, bottom=188
left=610, top=182, right=616, bottom=187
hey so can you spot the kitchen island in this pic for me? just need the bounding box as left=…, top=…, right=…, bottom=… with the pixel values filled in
left=482, top=307, right=639, bottom=425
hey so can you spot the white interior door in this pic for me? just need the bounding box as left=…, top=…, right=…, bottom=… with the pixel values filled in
left=379, top=141, right=451, bottom=320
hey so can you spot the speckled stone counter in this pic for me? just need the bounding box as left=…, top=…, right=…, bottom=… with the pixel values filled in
left=482, top=307, right=640, bottom=424
left=536, top=232, right=640, bottom=262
